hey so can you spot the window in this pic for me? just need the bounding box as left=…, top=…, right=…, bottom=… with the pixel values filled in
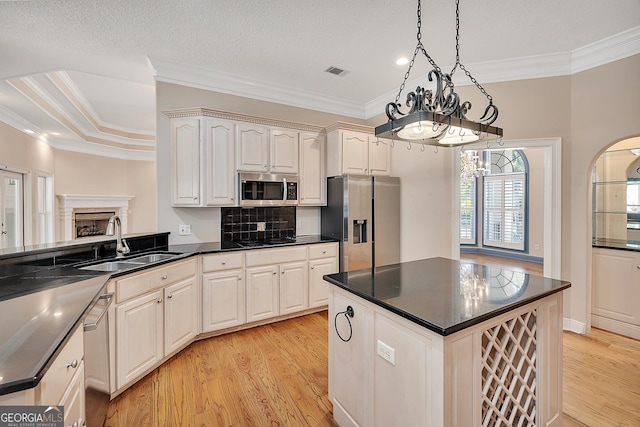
left=37, top=174, right=54, bottom=244
left=483, top=150, right=527, bottom=251
left=460, top=178, right=477, bottom=244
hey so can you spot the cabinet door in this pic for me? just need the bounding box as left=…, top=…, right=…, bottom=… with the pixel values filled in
left=309, top=257, right=337, bottom=308
left=237, top=123, right=268, bottom=172
left=116, top=290, right=164, bottom=389
left=368, top=136, right=391, bottom=176
left=164, top=277, right=198, bottom=355
left=280, top=261, right=308, bottom=315
left=171, top=117, right=201, bottom=206
left=299, top=132, right=326, bottom=206
left=342, top=131, right=369, bottom=175
left=203, top=118, right=236, bottom=206
left=592, top=249, right=640, bottom=326
left=246, top=265, right=279, bottom=322
left=202, top=269, right=245, bottom=332
left=270, top=128, right=299, bottom=173
left=59, top=362, right=85, bottom=427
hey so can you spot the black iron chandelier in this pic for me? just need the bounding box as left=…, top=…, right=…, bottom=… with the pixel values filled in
left=375, top=0, right=503, bottom=147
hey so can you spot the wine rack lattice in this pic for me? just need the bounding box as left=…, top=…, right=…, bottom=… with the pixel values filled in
left=481, top=309, right=537, bottom=427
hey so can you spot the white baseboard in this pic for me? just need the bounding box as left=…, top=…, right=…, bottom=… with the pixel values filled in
left=591, top=314, right=640, bottom=340
left=563, top=317, right=586, bottom=334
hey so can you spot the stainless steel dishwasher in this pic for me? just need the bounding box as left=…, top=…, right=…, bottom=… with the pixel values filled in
left=83, top=292, right=113, bottom=427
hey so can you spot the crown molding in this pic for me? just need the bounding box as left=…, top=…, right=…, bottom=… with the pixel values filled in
left=47, top=138, right=155, bottom=161
left=571, top=26, right=640, bottom=74
left=324, top=121, right=374, bottom=134
left=162, top=107, right=325, bottom=133
left=0, top=104, right=43, bottom=136
left=148, top=57, right=367, bottom=119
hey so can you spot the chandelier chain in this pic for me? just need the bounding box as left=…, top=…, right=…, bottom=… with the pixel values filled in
left=393, top=0, right=442, bottom=106
left=450, top=0, right=493, bottom=103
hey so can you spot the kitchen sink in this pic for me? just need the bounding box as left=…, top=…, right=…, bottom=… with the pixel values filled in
left=127, top=253, right=178, bottom=263
left=79, top=261, right=145, bottom=272
left=78, top=252, right=182, bottom=272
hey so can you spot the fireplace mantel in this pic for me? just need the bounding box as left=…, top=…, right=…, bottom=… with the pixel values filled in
left=57, top=194, right=134, bottom=241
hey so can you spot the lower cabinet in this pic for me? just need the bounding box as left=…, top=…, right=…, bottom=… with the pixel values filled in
left=309, top=256, right=338, bottom=308
left=114, top=259, right=197, bottom=391
left=59, top=361, right=85, bottom=427
left=246, top=264, right=281, bottom=322
left=202, top=269, right=245, bottom=332
left=592, top=247, right=640, bottom=339
left=280, top=261, right=309, bottom=315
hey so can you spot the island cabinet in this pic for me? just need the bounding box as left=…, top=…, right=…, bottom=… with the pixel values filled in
left=113, top=258, right=198, bottom=391
left=325, top=258, right=570, bottom=427
left=591, top=247, right=640, bottom=339
left=326, top=123, right=391, bottom=177
left=169, top=116, right=236, bottom=207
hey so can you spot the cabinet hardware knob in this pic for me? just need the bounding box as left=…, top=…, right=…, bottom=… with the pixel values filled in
left=238, top=276, right=242, bottom=280
left=311, top=266, right=314, bottom=270
left=273, top=271, right=277, bottom=275
left=157, top=298, right=163, bottom=303
left=168, top=294, right=173, bottom=299
left=322, top=250, right=326, bottom=254
left=222, top=262, right=226, bottom=265
left=637, top=265, right=640, bottom=270
left=71, top=421, right=79, bottom=427
left=281, top=271, right=285, bottom=274
left=66, top=359, right=78, bottom=369
left=161, top=275, right=168, bottom=280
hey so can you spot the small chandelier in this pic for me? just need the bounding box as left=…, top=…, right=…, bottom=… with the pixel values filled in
left=460, top=150, right=489, bottom=179
left=375, top=0, right=503, bottom=147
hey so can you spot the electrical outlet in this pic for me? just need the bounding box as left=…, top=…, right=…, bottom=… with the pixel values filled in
left=377, top=340, right=396, bottom=365
left=257, top=222, right=266, bottom=232
left=178, top=224, right=191, bottom=236
left=534, top=244, right=540, bottom=251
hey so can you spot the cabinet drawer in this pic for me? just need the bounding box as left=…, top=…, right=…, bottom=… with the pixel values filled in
left=116, top=258, right=197, bottom=303
left=37, top=324, right=83, bottom=406
left=202, top=252, right=244, bottom=272
left=245, top=246, right=307, bottom=267
left=309, top=242, right=338, bottom=259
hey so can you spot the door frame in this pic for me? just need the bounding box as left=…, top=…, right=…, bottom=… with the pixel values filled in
left=0, top=163, right=32, bottom=248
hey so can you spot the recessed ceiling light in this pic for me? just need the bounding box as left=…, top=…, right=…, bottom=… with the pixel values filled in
left=24, top=129, right=34, bottom=134
left=396, top=57, right=409, bottom=65
left=50, top=132, right=60, bottom=136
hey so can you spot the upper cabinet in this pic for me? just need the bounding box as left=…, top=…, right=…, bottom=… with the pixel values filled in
left=169, top=116, right=236, bottom=207
left=236, top=125, right=299, bottom=174
left=326, top=123, right=391, bottom=177
left=299, top=132, right=326, bottom=206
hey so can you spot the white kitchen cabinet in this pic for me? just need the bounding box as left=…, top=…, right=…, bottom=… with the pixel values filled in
left=245, top=265, right=280, bottom=322
left=280, top=261, right=309, bottom=315
left=236, top=123, right=269, bottom=172
left=270, top=128, right=299, bottom=173
left=203, top=118, right=236, bottom=206
left=202, top=269, right=245, bottom=332
left=308, top=242, right=339, bottom=308
left=116, top=290, right=164, bottom=389
left=171, top=117, right=201, bottom=206
left=59, top=361, right=85, bottom=427
left=299, top=132, right=327, bottom=206
left=170, top=117, right=236, bottom=207
left=327, top=124, right=391, bottom=177
left=114, top=258, right=198, bottom=390
left=592, top=247, right=640, bottom=339
left=164, top=277, right=198, bottom=355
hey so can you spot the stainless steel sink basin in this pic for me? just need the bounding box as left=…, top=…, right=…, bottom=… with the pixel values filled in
left=79, top=261, right=145, bottom=272
left=127, top=253, right=178, bottom=263
left=78, top=252, right=182, bottom=272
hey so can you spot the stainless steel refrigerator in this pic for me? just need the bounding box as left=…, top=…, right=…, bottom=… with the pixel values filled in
left=321, top=175, right=400, bottom=272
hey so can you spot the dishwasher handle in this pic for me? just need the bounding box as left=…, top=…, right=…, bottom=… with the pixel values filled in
left=84, top=292, right=114, bottom=331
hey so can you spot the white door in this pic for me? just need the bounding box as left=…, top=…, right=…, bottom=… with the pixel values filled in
left=164, top=277, right=198, bottom=355
left=279, top=261, right=308, bottom=315
left=0, top=170, right=23, bottom=249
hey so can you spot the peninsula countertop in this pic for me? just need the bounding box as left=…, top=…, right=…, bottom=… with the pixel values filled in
left=323, top=257, right=571, bottom=336
left=0, top=234, right=335, bottom=396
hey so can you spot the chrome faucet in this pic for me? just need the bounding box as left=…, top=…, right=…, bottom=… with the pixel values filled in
left=106, top=215, right=130, bottom=258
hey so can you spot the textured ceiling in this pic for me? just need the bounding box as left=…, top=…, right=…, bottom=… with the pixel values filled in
left=0, top=0, right=639, bottom=158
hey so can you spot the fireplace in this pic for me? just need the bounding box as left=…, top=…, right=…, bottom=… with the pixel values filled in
left=57, top=195, right=134, bottom=241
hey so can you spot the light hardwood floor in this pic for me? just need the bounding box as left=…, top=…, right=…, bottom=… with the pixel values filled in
left=106, top=256, right=640, bottom=427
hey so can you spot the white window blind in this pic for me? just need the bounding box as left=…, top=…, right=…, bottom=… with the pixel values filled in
left=483, top=174, right=525, bottom=250
left=460, top=178, right=476, bottom=244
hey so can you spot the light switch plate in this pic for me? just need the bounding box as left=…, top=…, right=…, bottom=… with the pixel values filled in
left=178, top=224, right=191, bottom=236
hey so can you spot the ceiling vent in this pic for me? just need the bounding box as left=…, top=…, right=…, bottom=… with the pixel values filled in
left=325, top=66, right=349, bottom=77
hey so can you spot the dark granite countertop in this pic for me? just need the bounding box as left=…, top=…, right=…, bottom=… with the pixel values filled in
left=592, top=238, right=640, bottom=252
left=0, top=234, right=336, bottom=396
left=323, top=257, right=571, bottom=336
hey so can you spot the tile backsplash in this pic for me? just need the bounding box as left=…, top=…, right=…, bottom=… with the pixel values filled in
left=221, top=207, right=296, bottom=242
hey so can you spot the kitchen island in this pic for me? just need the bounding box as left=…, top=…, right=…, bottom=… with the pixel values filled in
left=323, top=257, right=570, bottom=427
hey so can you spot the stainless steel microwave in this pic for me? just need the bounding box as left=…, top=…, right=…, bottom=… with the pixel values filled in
left=239, top=173, right=298, bottom=206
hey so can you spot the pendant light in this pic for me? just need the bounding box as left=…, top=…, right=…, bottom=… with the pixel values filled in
left=375, top=0, right=503, bottom=147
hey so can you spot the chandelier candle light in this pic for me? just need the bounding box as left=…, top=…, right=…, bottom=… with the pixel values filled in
left=375, top=0, right=503, bottom=147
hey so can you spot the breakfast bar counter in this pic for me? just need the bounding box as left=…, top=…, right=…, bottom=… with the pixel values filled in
left=323, top=257, right=570, bottom=427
